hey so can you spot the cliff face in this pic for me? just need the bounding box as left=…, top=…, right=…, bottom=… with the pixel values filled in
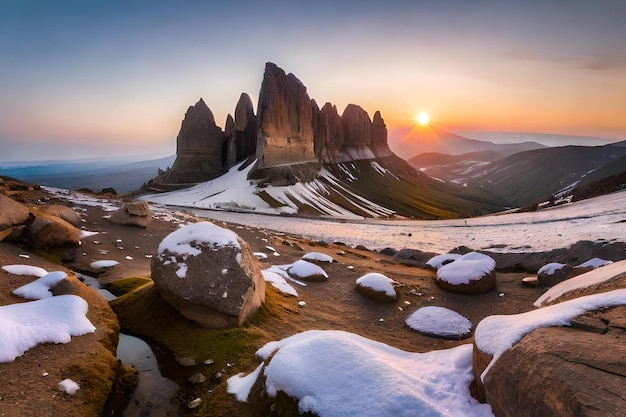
left=255, top=63, right=318, bottom=169
left=162, top=99, right=227, bottom=184
left=234, top=93, right=257, bottom=162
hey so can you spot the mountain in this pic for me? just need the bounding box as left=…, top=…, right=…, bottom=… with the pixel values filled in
left=389, top=126, right=545, bottom=158
left=143, top=63, right=506, bottom=219
left=0, top=156, right=175, bottom=194
left=439, top=145, right=626, bottom=208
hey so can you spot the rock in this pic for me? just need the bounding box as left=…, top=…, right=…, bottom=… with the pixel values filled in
left=188, top=373, right=207, bottom=385
left=252, top=62, right=319, bottom=181
left=163, top=98, right=226, bottom=184
left=101, top=187, right=117, bottom=195
left=394, top=248, right=439, bottom=268
left=41, top=205, right=82, bottom=227
left=0, top=193, right=34, bottom=241
left=26, top=211, right=81, bottom=248
left=379, top=247, right=397, bottom=256
left=187, top=398, right=202, bottom=409
left=521, top=276, right=539, bottom=287
left=234, top=92, right=257, bottom=162
left=537, top=262, right=573, bottom=287
left=151, top=222, right=265, bottom=329
left=355, top=273, right=397, bottom=302
left=109, top=200, right=151, bottom=228
left=405, top=306, right=473, bottom=340
left=224, top=114, right=236, bottom=167
left=481, top=307, right=626, bottom=417
left=342, top=104, right=371, bottom=147
left=370, top=111, right=392, bottom=158
left=314, top=102, right=346, bottom=163
left=436, top=252, right=496, bottom=294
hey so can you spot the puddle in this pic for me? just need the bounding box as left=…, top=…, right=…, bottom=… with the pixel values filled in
left=117, top=334, right=180, bottom=417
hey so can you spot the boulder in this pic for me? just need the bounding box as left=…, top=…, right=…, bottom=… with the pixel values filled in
left=151, top=222, right=265, bottom=329
left=482, top=307, right=626, bottom=417
left=436, top=252, right=496, bottom=294
left=41, top=204, right=82, bottom=227
left=224, top=114, right=236, bottom=168
left=537, top=262, right=573, bottom=287
left=26, top=211, right=81, bottom=248
left=109, top=200, right=151, bottom=228
left=0, top=194, right=33, bottom=241
left=162, top=98, right=226, bottom=184
left=253, top=62, right=318, bottom=171
left=355, top=272, right=397, bottom=302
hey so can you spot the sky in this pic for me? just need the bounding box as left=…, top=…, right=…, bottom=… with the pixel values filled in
left=1, top=0, right=626, bottom=161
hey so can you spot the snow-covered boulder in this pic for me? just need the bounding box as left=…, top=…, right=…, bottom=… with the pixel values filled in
left=151, top=222, right=265, bottom=329
left=228, top=330, right=493, bottom=417
left=472, top=288, right=626, bottom=415
left=405, top=306, right=473, bottom=339
left=286, top=260, right=328, bottom=282
left=355, top=273, right=397, bottom=302
left=537, top=262, right=573, bottom=287
left=302, top=252, right=333, bottom=263
left=426, top=253, right=462, bottom=269
left=436, top=252, right=496, bottom=294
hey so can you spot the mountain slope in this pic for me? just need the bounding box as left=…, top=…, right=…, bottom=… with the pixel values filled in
left=142, top=157, right=505, bottom=220
left=464, top=145, right=626, bottom=207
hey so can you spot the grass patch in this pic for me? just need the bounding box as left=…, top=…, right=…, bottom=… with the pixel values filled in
left=102, top=277, right=152, bottom=296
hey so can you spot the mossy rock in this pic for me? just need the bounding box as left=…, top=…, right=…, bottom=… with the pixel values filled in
left=103, top=277, right=152, bottom=296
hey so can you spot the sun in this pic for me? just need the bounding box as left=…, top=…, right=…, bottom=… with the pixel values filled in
left=415, top=111, right=430, bottom=126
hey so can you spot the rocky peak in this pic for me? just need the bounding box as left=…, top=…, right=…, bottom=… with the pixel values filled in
left=224, top=114, right=236, bottom=167
left=314, top=102, right=345, bottom=163
left=162, top=98, right=227, bottom=184
left=234, top=92, right=257, bottom=162
left=254, top=62, right=317, bottom=169
left=342, top=104, right=372, bottom=146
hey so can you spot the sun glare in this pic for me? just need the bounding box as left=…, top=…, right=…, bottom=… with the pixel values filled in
left=415, top=111, right=430, bottom=126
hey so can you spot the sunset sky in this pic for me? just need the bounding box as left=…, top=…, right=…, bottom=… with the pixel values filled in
left=1, top=0, right=625, bottom=161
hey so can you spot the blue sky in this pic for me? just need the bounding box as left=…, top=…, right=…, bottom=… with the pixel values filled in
left=1, top=0, right=625, bottom=161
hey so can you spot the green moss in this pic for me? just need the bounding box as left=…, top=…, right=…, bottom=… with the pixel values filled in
left=34, top=249, right=62, bottom=264
left=103, top=277, right=152, bottom=296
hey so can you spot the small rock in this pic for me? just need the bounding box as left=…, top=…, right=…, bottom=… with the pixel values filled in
left=522, top=276, right=539, bottom=287
left=298, top=301, right=306, bottom=307
left=187, top=398, right=202, bottom=409
left=203, top=359, right=215, bottom=365
left=214, top=371, right=223, bottom=381
left=177, top=357, right=197, bottom=367
left=188, top=373, right=207, bottom=385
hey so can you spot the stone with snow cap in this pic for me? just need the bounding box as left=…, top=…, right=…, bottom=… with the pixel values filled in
left=537, top=262, right=573, bottom=287
left=151, top=221, right=265, bottom=329
left=436, top=252, right=496, bottom=294
left=355, top=272, right=397, bottom=302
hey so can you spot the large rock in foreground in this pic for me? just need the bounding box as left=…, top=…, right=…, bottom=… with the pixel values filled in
left=151, top=222, right=265, bottom=329
left=0, top=193, right=33, bottom=241
left=482, top=310, right=626, bottom=417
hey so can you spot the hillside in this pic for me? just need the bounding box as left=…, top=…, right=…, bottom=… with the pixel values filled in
left=409, top=144, right=626, bottom=208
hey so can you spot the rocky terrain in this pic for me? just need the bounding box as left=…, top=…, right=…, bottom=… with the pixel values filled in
left=2, top=175, right=626, bottom=416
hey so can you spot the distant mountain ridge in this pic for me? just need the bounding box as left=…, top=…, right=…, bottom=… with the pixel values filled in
left=0, top=155, right=175, bottom=194
left=409, top=143, right=626, bottom=208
